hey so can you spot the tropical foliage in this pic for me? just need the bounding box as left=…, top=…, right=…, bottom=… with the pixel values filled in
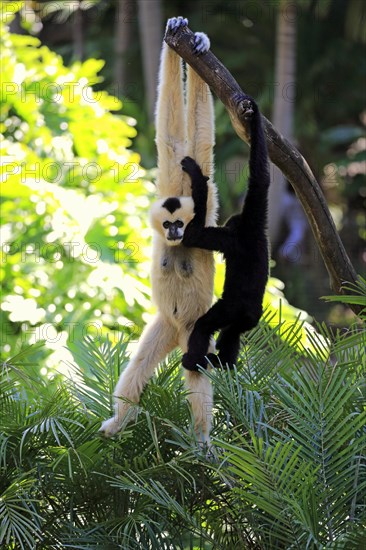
left=1, top=6, right=365, bottom=549
left=1, top=290, right=365, bottom=549
left=0, top=9, right=152, bottom=367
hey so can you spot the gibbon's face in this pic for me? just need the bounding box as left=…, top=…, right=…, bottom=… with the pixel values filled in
left=150, top=196, right=195, bottom=246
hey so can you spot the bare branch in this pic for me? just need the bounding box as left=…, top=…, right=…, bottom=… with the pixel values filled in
left=165, top=24, right=361, bottom=315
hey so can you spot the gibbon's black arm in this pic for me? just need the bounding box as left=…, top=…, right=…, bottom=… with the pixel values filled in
left=181, top=156, right=231, bottom=253
left=184, top=225, right=231, bottom=252
left=181, top=156, right=208, bottom=226
left=238, top=95, right=270, bottom=232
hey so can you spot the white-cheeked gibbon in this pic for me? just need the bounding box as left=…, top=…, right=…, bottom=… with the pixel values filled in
left=101, top=17, right=218, bottom=443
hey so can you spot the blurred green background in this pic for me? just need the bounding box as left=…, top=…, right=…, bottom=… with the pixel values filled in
left=1, top=0, right=365, bottom=365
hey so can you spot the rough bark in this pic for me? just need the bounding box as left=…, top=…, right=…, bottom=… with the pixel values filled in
left=165, top=24, right=361, bottom=314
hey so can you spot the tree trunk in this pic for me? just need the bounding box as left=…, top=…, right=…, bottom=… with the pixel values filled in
left=164, top=24, right=361, bottom=315
left=270, top=0, right=297, bottom=245
left=137, top=0, right=162, bottom=122
left=114, top=0, right=134, bottom=93
left=72, top=2, right=84, bottom=61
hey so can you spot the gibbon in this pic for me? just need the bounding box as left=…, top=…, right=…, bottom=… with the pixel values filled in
left=180, top=94, right=270, bottom=370
left=101, top=17, right=218, bottom=443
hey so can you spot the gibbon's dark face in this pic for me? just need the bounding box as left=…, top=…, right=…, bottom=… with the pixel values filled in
left=150, top=196, right=195, bottom=246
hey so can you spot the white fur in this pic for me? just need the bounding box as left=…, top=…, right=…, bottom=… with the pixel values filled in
left=101, top=23, right=218, bottom=443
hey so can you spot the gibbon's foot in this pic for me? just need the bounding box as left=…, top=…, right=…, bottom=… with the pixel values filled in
left=232, top=92, right=255, bottom=121
left=206, top=352, right=221, bottom=368
left=193, top=32, right=210, bottom=54
left=181, top=156, right=209, bottom=181
left=166, top=16, right=188, bottom=34
left=206, top=352, right=235, bottom=369
left=99, top=416, right=122, bottom=437
left=99, top=406, right=138, bottom=437
left=182, top=352, right=208, bottom=371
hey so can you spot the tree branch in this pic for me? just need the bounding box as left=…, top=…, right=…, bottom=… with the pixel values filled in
left=165, top=24, right=361, bottom=315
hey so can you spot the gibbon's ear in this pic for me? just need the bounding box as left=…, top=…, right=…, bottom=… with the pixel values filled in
left=150, top=196, right=195, bottom=246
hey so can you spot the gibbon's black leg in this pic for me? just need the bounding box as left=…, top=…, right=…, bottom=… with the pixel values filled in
left=207, top=310, right=262, bottom=369
left=215, top=325, right=242, bottom=367
left=182, top=299, right=233, bottom=371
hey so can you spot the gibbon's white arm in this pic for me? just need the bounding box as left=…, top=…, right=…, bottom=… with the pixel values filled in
left=155, top=29, right=187, bottom=197
left=155, top=24, right=217, bottom=226
left=186, top=61, right=217, bottom=226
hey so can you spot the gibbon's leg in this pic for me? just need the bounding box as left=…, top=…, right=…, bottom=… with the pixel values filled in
left=100, top=315, right=177, bottom=436
left=155, top=18, right=187, bottom=197
left=209, top=310, right=262, bottom=368
left=182, top=299, right=232, bottom=371
left=185, top=370, right=213, bottom=445
left=214, top=325, right=242, bottom=367
left=178, top=328, right=214, bottom=445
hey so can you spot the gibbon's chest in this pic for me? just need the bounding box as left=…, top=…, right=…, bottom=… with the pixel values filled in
left=159, top=246, right=193, bottom=278
left=151, top=243, right=215, bottom=323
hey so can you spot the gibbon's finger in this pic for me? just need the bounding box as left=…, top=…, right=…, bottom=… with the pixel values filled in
left=193, top=32, right=210, bottom=55
left=167, top=16, right=188, bottom=34
left=181, top=157, right=209, bottom=182
left=232, top=93, right=255, bottom=121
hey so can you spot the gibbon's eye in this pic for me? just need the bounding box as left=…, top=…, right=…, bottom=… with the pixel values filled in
left=176, top=220, right=184, bottom=228
left=163, top=221, right=170, bottom=229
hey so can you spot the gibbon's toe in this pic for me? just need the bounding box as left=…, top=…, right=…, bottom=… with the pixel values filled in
left=99, top=416, right=121, bottom=437
left=166, top=16, right=188, bottom=34
left=193, top=32, right=210, bottom=54
left=182, top=352, right=208, bottom=371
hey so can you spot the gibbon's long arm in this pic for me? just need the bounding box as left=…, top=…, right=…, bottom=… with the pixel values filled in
left=165, top=23, right=361, bottom=314
left=155, top=37, right=186, bottom=197
left=186, top=63, right=215, bottom=181
left=181, top=156, right=208, bottom=226
left=182, top=156, right=230, bottom=253
left=184, top=226, right=231, bottom=253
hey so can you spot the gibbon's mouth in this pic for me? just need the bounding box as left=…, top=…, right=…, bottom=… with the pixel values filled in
left=167, top=236, right=182, bottom=241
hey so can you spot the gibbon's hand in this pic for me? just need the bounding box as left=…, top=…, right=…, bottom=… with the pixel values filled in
left=181, top=156, right=209, bottom=183
left=166, top=16, right=188, bottom=34
left=232, top=92, right=256, bottom=122
left=193, top=32, right=210, bottom=55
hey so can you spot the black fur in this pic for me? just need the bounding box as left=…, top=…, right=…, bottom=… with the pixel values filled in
left=181, top=93, right=270, bottom=370
left=162, top=197, right=181, bottom=213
